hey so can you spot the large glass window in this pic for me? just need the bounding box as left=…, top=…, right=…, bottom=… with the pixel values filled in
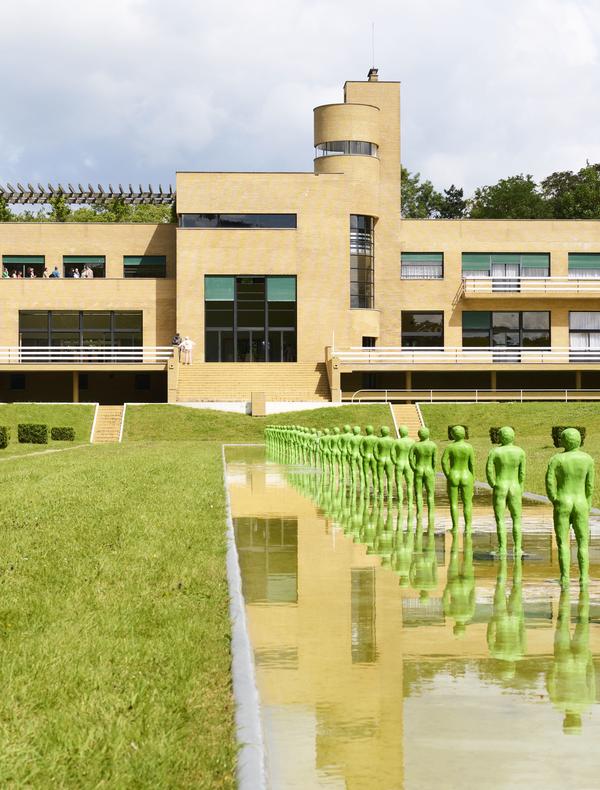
left=19, top=311, right=142, bottom=351
left=3, top=255, right=45, bottom=278
left=350, top=215, right=374, bottom=309
left=570, top=312, right=600, bottom=361
left=204, top=275, right=296, bottom=362
left=63, top=255, right=106, bottom=278
left=401, top=312, right=444, bottom=348
left=568, top=254, right=600, bottom=278
left=462, top=311, right=550, bottom=358
left=123, top=255, right=166, bottom=278
left=179, top=214, right=297, bottom=229
left=401, top=252, right=443, bottom=280
left=462, top=253, right=550, bottom=284
left=315, top=141, right=378, bottom=158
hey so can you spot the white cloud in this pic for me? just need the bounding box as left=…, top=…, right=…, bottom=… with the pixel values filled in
left=0, top=0, right=599, bottom=192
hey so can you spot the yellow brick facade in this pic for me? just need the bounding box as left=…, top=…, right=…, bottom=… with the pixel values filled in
left=1, top=72, right=600, bottom=403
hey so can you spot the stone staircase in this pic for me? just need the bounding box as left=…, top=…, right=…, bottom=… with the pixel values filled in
left=391, top=403, right=423, bottom=438
left=92, top=405, right=124, bottom=444
left=176, top=362, right=331, bottom=402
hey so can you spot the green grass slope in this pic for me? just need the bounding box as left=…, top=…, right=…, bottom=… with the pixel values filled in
left=124, top=403, right=395, bottom=443
left=0, top=441, right=235, bottom=787
left=420, top=402, right=600, bottom=505
left=0, top=404, right=95, bottom=455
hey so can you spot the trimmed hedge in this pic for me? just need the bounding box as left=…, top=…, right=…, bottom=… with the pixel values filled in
left=0, top=426, right=10, bottom=449
left=489, top=426, right=514, bottom=444
left=447, top=425, right=469, bottom=440
left=552, top=426, right=586, bottom=448
left=18, top=423, right=48, bottom=444
left=51, top=426, right=75, bottom=442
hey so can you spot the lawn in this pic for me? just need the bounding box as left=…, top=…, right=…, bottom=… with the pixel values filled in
left=0, top=403, right=94, bottom=456
left=0, top=440, right=235, bottom=788
left=420, top=402, right=600, bottom=506
left=124, top=403, right=395, bottom=442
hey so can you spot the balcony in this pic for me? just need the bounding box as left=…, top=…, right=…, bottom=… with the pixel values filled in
left=461, top=276, right=600, bottom=298
left=0, top=346, right=173, bottom=369
left=331, top=346, right=600, bottom=368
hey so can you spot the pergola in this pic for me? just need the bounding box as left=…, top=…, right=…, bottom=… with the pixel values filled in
left=0, top=182, right=175, bottom=206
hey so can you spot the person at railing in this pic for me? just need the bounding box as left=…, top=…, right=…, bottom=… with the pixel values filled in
left=49, top=266, right=61, bottom=278
left=81, top=265, right=94, bottom=279
left=10, top=270, right=17, bottom=279
left=26, top=267, right=36, bottom=278
left=180, top=335, right=195, bottom=364
left=42, top=267, right=49, bottom=278
left=2, top=268, right=8, bottom=278
left=71, top=267, right=80, bottom=279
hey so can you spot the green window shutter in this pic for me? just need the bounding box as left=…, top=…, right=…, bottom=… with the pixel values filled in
left=462, top=311, right=491, bottom=329
left=3, top=255, right=44, bottom=265
left=401, top=252, right=443, bottom=263
left=462, top=253, right=490, bottom=272
left=205, top=276, right=235, bottom=301
left=569, top=253, right=600, bottom=270
left=521, top=254, right=550, bottom=269
left=123, top=255, right=166, bottom=267
left=267, top=276, right=296, bottom=301
left=490, top=253, right=520, bottom=265
left=63, top=255, right=105, bottom=265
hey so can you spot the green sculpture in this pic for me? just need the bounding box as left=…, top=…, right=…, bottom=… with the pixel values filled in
left=339, top=424, right=352, bottom=484
left=360, top=425, right=379, bottom=493
left=545, top=428, right=595, bottom=588
left=330, top=427, right=342, bottom=478
left=547, top=586, right=595, bottom=734
left=348, top=426, right=364, bottom=489
left=391, top=425, right=414, bottom=512
left=442, top=530, right=475, bottom=637
left=486, top=558, right=525, bottom=677
left=409, top=427, right=437, bottom=526
left=486, top=427, right=526, bottom=557
left=441, top=425, right=475, bottom=532
left=374, top=426, right=395, bottom=497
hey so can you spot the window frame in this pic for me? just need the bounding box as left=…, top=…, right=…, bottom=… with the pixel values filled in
left=401, top=252, right=444, bottom=280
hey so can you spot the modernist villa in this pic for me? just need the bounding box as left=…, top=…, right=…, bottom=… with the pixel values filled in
left=2, top=69, right=600, bottom=406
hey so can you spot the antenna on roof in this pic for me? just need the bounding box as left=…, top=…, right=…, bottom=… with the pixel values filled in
left=371, top=22, right=375, bottom=69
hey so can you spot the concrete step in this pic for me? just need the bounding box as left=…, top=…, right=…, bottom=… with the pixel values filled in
left=92, top=405, right=124, bottom=444
left=391, top=404, right=424, bottom=439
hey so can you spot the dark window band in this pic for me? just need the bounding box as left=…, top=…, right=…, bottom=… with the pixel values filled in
left=180, top=214, right=297, bottom=229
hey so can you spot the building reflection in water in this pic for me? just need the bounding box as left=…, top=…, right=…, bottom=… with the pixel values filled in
left=228, top=450, right=600, bottom=789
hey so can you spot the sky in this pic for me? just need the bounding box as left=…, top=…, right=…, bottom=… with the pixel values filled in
left=1, top=0, right=600, bottom=195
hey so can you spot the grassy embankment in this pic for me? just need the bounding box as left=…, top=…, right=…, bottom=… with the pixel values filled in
left=0, top=404, right=94, bottom=456
left=421, top=402, right=600, bottom=506
left=0, top=403, right=392, bottom=787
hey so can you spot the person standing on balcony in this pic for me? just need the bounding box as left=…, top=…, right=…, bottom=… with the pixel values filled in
left=27, top=267, right=36, bottom=278
left=72, top=268, right=80, bottom=279
left=180, top=336, right=195, bottom=364
left=50, top=266, right=60, bottom=278
left=2, top=268, right=9, bottom=278
left=42, top=267, right=49, bottom=278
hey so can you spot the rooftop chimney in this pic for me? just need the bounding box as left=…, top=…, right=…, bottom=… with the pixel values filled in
left=367, top=67, right=379, bottom=82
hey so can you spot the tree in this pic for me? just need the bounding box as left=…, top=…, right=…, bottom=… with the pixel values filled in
left=437, top=185, right=467, bottom=218
left=401, top=166, right=443, bottom=218
left=541, top=163, right=600, bottom=219
left=0, top=197, right=12, bottom=222
left=47, top=194, right=71, bottom=222
left=468, top=174, right=548, bottom=219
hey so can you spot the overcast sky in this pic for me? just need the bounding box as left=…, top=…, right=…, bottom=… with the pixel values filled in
left=1, top=0, right=599, bottom=195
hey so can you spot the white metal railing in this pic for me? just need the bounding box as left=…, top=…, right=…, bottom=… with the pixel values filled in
left=349, top=388, right=600, bottom=403
left=333, top=346, right=600, bottom=365
left=0, top=346, right=173, bottom=363
left=463, top=276, right=600, bottom=294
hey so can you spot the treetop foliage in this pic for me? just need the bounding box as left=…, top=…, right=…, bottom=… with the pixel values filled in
left=0, top=196, right=175, bottom=224
left=401, top=162, right=600, bottom=220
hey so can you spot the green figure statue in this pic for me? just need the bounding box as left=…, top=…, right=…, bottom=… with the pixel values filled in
left=374, top=426, right=395, bottom=497
left=360, top=425, right=379, bottom=494
left=409, top=427, right=437, bottom=527
left=486, top=427, right=526, bottom=557
left=330, top=427, right=342, bottom=478
left=348, top=426, right=364, bottom=489
left=391, top=425, right=414, bottom=512
left=441, top=425, right=475, bottom=532
left=486, top=558, right=525, bottom=679
left=545, top=428, right=595, bottom=588
left=442, top=530, right=475, bottom=637
left=339, top=424, right=353, bottom=484
left=547, top=586, right=595, bottom=734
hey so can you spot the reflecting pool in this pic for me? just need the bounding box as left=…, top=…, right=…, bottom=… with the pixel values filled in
left=227, top=447, right=600, bottom=790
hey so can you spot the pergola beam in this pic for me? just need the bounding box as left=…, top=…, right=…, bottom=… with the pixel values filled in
left=0, top=182, right=175, bottom=206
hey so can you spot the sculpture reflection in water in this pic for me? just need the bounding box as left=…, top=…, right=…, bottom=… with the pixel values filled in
left=442, top=529, right=475, bottom=636
left=486, top=557, right=526, bottom=678
left=264, top=422, right=596, bottom=584
left=547, top=586, right=595, bottom=734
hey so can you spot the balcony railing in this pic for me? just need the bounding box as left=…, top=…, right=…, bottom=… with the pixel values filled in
left=333, top=346, right=600, bottom=365
left=462, top=276, right=600, bottom=295
left=1, top=346, right=173, bottom=364
left=349, top=388, right=600, bottom=403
